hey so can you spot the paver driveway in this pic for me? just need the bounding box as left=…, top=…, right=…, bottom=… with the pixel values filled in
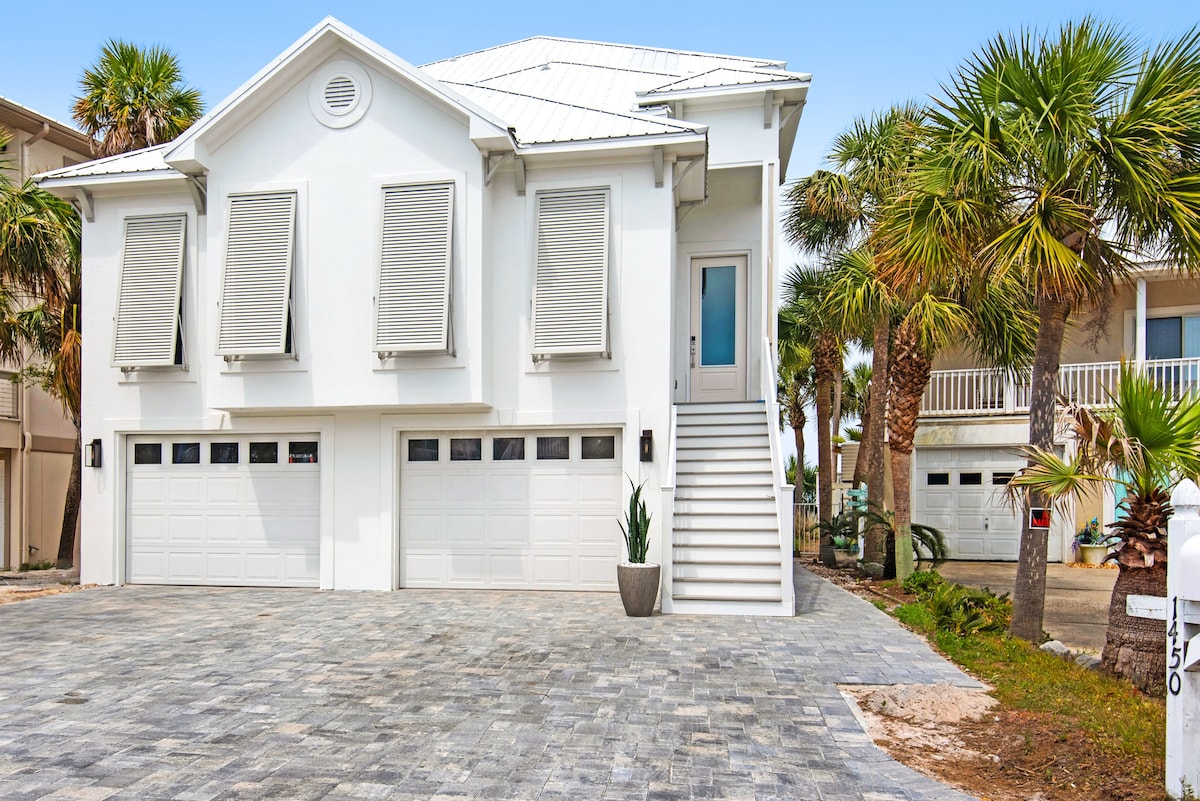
left=0, top=567, right=979, bottom=801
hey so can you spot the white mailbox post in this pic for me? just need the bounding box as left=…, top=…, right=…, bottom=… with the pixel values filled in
left=1166, top=480, right=1200, bottom=799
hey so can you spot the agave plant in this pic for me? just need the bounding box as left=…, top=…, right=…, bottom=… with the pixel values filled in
left=619, top=477, right=652, bottom=564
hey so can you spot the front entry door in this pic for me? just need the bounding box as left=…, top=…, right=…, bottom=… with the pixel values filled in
left=689, top=256, right=747, bottom=402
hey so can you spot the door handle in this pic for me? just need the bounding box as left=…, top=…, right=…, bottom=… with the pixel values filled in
left=689, top=336, right=697, bottom=368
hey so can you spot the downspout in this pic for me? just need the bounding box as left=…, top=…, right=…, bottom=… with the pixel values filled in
left=20, top=383, right=31, bottom=565
left=1135, top=277, right=1147, bottom=366
left=21, top=123, right=50, bottom=178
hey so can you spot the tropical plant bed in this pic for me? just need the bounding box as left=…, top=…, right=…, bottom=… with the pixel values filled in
left=802, top=560, right=1168, bottom=801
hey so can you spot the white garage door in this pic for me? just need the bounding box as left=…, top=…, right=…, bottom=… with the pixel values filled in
left=913, top=447, right=1033, bottom=561
left=126, top=435, right=320, bottom=586
left=400, top=430, right=622, bottom=590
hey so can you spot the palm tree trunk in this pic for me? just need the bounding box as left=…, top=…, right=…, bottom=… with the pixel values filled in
left=1102, top=563, right=1167, bottom=696
left=814, top=338, right=839, bottom=566
left=865, top=318, right=889, bottom=506
left=1011, top=297, right=1070, bottom=642
left=862, top=319, right=891, bottom=566
left=55, top=431, right=81, bottom=569
left=883, top=324, right=931, bottom=579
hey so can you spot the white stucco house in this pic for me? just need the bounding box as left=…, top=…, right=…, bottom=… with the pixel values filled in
left=36, top=19, right=808, bottom=614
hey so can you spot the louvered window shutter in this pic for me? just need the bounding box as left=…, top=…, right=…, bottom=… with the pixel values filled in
left=531, top=189, right=610, bottom=358
left=217, top=192, right=297, bottom=357
left=112, top=215, right=186, bottom=368
left=375, top=183, right=454, bottom=355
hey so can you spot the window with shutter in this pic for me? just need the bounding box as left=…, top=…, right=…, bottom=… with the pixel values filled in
left=217, top=192, right=297, bottom=358
left=112, top=215, right=187, bottom=368
left=375, top=183, right=454, bottom=355
left=531, top=189, right=610, bottom=359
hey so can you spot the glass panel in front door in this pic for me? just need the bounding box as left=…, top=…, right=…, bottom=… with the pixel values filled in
left=700, top=265, right=736, bottom=366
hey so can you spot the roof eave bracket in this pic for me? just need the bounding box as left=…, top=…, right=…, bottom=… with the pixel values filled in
left=74, top=188, right=95, bottom=224
left=185, top=175, right=207, bottom=215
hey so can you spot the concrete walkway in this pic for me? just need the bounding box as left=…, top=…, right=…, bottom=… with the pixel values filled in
left=0, top=569, right=978, bottom=801
left=937, top=561, right=1117, bottom=653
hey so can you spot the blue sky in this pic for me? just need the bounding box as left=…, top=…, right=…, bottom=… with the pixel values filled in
left=4, top=1, right=1196, bottom=181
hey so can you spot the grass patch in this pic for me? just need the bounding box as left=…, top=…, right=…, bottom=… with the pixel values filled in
left=892, top=578, right=1165, bottom=785
left=18, top=560, right=56, bottom=572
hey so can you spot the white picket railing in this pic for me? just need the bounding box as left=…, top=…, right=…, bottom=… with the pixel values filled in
left=922, top=358, right=1200, bottom=417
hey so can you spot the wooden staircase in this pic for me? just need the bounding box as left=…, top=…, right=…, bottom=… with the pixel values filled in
left=666, top=401, right=792, bottom=616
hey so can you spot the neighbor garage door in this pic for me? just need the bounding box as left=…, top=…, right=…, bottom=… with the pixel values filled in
left=913, top=447, right=1025, bottom=561
left=399, top=430, right=622, bottom=589
left=126, top=435, right=320, bottom=586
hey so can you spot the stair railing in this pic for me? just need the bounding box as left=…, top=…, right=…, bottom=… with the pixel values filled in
left=762, top=336, right=795, bottom=613
left=660, top=404, right=678, bottom=614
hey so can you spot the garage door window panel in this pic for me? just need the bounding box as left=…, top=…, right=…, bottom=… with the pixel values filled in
left=537, top=436, right=570, bottom=460
left=493, top=438, right=525, bottom=461
left=134, top=443, right=162, bottom=465
left=581, top=436, right=615, bottom=460
left=959, top=472, right=983, bottom=485
left=450, top=438, right=481, bottom=461
left=289, top=441, right=318, bottom=463
left=927, top=472, right=949, bottom=486
left=249, top=442, right=278, bottom=463
left=408, top=439, right=439, bottom=462
left=173, top=443, right=200, bottom=464
left=211, top=443, right=239, bottom=464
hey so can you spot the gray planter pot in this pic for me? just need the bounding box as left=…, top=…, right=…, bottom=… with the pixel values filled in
left=617, top=563, right=661, bottom=617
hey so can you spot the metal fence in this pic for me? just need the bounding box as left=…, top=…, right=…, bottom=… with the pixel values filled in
left=793, top=502, right=819, bottom=556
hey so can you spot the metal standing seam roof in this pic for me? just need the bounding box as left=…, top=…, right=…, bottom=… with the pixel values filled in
left=38, top=144, right=172, bottom=181
left=36, top=30, right=809, bottom=182
left=421, top=36, right=809, bottom=145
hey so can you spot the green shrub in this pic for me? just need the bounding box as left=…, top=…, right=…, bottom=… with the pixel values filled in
left=18, top=560, right=56, bottom=572
left=901, top=570, right=945, bottom=598
left=925, top=583, right=1012, bottom=635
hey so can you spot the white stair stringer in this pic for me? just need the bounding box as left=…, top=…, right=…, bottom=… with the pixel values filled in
left=665, top=401, right=793, bottom=616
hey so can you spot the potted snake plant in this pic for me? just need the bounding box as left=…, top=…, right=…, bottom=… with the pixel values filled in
left=617, top=477, right=660, bottom=616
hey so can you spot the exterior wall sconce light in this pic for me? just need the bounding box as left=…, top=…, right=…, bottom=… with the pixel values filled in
left=84, top=438, right=102, bottom=468
left=639, top=429, right=653, bottom=462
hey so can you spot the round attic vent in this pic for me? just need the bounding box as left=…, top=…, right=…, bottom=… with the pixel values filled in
left=309, top=60, right=372, bottom=129
left=323, top=75, right=358, bottom=112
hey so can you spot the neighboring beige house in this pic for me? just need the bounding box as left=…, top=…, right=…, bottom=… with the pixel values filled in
left=916, top=266, right=1200, bottom=563
left=0, top=95, right=93, bottom=568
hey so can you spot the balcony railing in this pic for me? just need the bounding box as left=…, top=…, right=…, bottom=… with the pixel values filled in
left=921, top=358, right=1200, bottom=417
left=0, top=374, right=17, bottom=419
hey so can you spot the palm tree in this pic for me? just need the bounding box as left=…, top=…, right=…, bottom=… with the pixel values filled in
left=779, top=267, right=845, bottom=540
left=876, top=20, right=1200, bottom=642
left=72, top=39, right=203, bottom=156
left=1009, top=363, right=1200, bottom=694
left=0, top=129, right=83, bottom=567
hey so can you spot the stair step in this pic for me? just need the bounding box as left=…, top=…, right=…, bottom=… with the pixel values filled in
left=673, top=531, right=780, bottom=547
left=676, top=460, right=773, bottom=475
left=677, top=402, right=766, bottom=414
left=670, top=579, right=783, bottom=600
left=677, top=435, right=770, bottom=451
left=675, top=485, right=777, bottom=501
left=674, top=562, right=781, bottom=579
left=674, top=413, right=767, bottom=427
left=672, top=547, right=780, bottom=564
left=671, top=594, right=784, bottom=604
left=673, top=514, right=778, bottom=530
left=676, top=424, right=768, bottom=438
left=673, top=499, right=777, bottom=515
left=677, top=472, right=774, bottom=487
left=676, top=446, right=772, bottom=461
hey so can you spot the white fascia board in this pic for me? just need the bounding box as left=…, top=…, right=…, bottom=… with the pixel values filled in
left=164, top=17, right=515, bottom=172
left=514, top=130, right=707, bottom=157
left=636, top=80, right=811, bottom=105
